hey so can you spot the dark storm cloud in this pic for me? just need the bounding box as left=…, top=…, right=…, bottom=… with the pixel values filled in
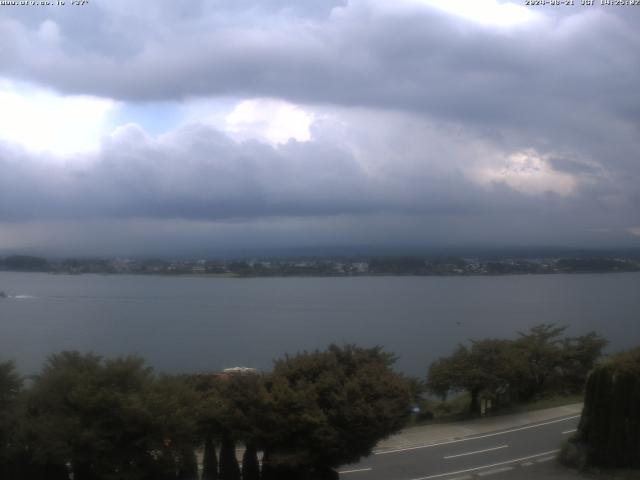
left=2, top=2, right=639, bottom=182
left=0, top=117, right=635, bottom=244
left=0, top=122, right=510, bottom=222
left=1, top=2, right=638, bottom=123
left=1, top=1, right=639, bottom=251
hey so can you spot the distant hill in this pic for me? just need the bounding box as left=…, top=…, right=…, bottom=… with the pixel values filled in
left=0, top=255, right=50, bottom=272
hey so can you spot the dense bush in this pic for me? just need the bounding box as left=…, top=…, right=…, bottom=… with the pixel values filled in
left=258, top=345, right=411, bottom=478
left=426, top=324, right=607, bottom=414
left=0, top=345, right=411, bottom=480
left=575, top=347, right=640, bottom=469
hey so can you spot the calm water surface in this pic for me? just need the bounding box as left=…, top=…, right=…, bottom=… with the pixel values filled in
left=1, top=272, right=639, bottom=375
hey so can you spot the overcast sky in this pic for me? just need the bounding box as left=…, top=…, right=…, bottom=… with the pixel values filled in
left=1, top=0, right=639, bottom=256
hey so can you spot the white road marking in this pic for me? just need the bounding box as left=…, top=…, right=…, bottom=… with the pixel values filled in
left=376, top=416, right=579, bottom=455
left=477, top=466, right=513, bottom=476
left=521, top=461, right=534, bottom=467
left=339, top=467, right=373, bottom=474
left=562, top=429, right=577, bottom=435
left=407, top=449, right=560, bottom=480
left=444, top=445, right=508, bottom=459
left=448, top=476, right=472, bottom=480
left=536, top=456, right=556, bottom=463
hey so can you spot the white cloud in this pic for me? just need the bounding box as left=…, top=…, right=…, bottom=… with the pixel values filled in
left=383, top=0, right=539, bottom=28
left=628, top=227, right=640, bottom=237
left=37, top=19, right=61, bottom=44
left=224, top=98, right=314, bottom=145
left=473, top=150, right=577, bottom=197
left=0, top=79, right=116, bottom=157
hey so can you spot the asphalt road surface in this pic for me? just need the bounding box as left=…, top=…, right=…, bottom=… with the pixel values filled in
left=339, top=414, right=580, bottom=480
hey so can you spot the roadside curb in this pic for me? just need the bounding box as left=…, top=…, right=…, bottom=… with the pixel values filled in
left=373, top=403, right=583, bottom=455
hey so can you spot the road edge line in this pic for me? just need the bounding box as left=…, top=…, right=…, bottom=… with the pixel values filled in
left=375, top=415, right=579, bottom=455
left=409, top=449, right=560, bottom=480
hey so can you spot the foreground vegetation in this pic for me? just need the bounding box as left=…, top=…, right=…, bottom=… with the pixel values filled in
left=0, top=345, right=411, bottom=480
left=409, top=393, right=584, bottom=426
left=0, top=325, right=629, bottom=479
left=425, top=324, right=607, bottom=415
left=561, top=346, right=640, bottom=472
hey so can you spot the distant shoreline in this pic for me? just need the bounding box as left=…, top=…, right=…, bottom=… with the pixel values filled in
left=1, top=269, right=639, bottom=279
left=2, top=254, right=639, bottom=278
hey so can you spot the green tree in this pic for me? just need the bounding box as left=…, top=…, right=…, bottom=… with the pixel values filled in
left=0, top=361, right=22, bottom=479
left=426, top=345, right=469, bottom=402
left=218, top=434, right=241, bottom=480
left=141, top=374, right=201, bottom=479
left=514, top=324, right=567, bottom=399
left=574, top=346, right=640, bottom=468
left=427, top=340, right=524, bottom=414
left=216, top=374, right=270, bottom=447
left=22, top=352, right=200, bottom=480
left=201, top=433, right=219, bottom=480
left=259, top=344, right=411, bottom=479
left=559, top=332, right=608, bottom=394
left=190, top=372, right=266, bottom=480
left=177, top=448, right=198, bottom=480
left=406, top=377, right=427, bottom=404
left=427, top=325, right=608, bottom=415
left=23, top=351, right=105, bottom=480
left=242, top=444, right=260, bottom=480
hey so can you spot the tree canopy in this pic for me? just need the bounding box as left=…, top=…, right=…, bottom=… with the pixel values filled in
left=0, top=345, right=411, bottom=480
left=426, top=324, right=608, bottom=414
left=0, top=362, right=21, bottom=477
left=259, top=345, right=410, bottom=477
left=16, top=352, right=200, bottom=480
left=574, top=346, right=640, bottom=468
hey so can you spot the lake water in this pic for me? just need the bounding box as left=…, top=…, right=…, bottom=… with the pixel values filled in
left=1, top=272, right=639, bottom=376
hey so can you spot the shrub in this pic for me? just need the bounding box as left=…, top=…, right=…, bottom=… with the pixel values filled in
left=559, top=438, right=587, bottom=470
left=576, top=347, right=640, bottom=468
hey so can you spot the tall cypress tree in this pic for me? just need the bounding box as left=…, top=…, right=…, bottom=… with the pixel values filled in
left=38, top=462, right=71, bottom=480
left=202, top=434, right=219, bottom=480
left=177, top=448, right=198, bottom=480
left=577, top=347, right=640, bottom=468
left=259, top=451, right=275, bottom=480
left=241, top=444, right=260, bottom=480
left=72, top=460, right=96, bottom=480
left=219, top=434, right=241, bottom=480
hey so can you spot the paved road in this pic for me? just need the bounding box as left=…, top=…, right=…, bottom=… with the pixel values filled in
left=339, top=414, right=580, bottom=480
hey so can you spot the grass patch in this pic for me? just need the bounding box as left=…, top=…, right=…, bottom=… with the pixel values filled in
left=409, top=393, right=583, bottom=427
left=486, top=394, right=583, bottom=416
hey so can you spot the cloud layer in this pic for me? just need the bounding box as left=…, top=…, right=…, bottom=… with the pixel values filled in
left=0, top=1, right=639, bottom=254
